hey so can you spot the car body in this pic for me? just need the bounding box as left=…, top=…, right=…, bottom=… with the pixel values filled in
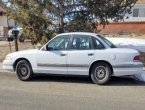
left=3, top=32, right=143, bottom=84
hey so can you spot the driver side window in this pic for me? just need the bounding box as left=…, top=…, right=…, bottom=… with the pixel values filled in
left=46, top=35, right=69, bottom=51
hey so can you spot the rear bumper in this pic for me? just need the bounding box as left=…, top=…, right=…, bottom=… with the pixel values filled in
left=3, top=60, right=14, bottom=72
left=113, top=63, right=144, bottom=76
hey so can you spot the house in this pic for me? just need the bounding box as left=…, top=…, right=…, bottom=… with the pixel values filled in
left=0, top=7, right=15, bottom=38
left=98, top=0, right=145, bottom=34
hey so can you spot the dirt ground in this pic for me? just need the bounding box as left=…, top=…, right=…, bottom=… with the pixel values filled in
left=0, top=41, right=34, bottom=61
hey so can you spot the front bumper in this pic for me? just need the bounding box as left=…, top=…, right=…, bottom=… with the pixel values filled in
left=3, top=60, right=14, bottom=72
left=113, top=63, right=144, bottom=76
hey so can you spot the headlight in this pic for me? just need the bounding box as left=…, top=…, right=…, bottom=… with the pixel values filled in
left=5, top=56, right=12, bottom=60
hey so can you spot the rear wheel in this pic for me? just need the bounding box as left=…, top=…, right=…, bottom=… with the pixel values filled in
left=16, top=60, right=33, bottom=81
left=91, top=62, right=112, bottom=85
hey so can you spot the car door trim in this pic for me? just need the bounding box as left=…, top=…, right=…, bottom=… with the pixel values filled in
left=37, top=63, right=89, bottom=67
left=113, top=64, right=143, bottom=68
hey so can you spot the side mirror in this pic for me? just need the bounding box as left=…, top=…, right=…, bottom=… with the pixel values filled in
left=46, top=46, right=53, bottom=51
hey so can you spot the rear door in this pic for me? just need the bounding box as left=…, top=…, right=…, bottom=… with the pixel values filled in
left=67, top=34, right=95, bottom=75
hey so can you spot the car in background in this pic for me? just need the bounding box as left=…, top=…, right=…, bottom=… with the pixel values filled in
left=3, top=32, right=143, bottom=85
left=8, top=26, right=25, bottom=42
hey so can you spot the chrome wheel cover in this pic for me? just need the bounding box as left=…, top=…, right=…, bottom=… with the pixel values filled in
left=94, top=66, right=107, bottom=80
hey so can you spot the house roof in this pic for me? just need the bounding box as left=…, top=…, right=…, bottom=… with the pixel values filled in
left=137, top=0, right=145, bottom=4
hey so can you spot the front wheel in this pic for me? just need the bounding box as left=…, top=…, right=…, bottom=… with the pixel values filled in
left=16, top=60, right=33, bottom=81
left=91, top=62, right=112, bottom=85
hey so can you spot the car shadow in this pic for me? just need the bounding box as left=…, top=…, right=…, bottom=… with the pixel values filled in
left=32, top=74, right=145, bottom=86
left=33, top=75, right=92, bottom=84
left=108, top=77, right=145, bottom=86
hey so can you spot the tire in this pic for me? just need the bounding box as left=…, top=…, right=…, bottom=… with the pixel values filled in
left=91, top=62, right=112, bottom=85
left=16, top=60, right=33, bottom=81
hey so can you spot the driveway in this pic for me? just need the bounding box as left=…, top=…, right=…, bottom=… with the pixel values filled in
left=0, top=72, right=145, bottom=110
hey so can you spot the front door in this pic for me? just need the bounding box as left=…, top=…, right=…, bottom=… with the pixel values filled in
left=67, top=35, right=95, bottom=75
left=37, top=35, right=70, bottom=74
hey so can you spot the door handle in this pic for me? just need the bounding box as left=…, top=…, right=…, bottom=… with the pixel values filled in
left=60, top=54, right=67, bottom=56
left=88, top=53, right=94, bottom=56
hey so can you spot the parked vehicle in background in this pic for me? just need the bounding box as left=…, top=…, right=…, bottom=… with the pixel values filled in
left=3, top=32, right=144, bottom=85
left=8, top=26, right=25, bottom=42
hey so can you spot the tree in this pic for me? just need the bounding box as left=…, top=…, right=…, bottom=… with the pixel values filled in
left=64, top=11, right=93, bottom=32
left=84, top=0, right=137, bottom=25
left=51, top=0, right=137, bottom=33
left=0, top=0, right=138, bottom=44
left=1, top=0, right=54, bottom=44
left=63, top=0, right=92, bottom=32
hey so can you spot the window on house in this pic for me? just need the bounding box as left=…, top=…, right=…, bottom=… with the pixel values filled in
left=133, top=8, right=145, bottom=17
left=139, top=8, right=145, bottom=17
left=133, top=8, right=139, bottom=17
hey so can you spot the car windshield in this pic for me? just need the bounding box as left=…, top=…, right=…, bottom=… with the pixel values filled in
left=97, top=35, right=117, bottom=48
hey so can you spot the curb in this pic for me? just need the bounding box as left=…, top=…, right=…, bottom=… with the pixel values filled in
left=0, top=70, right=14, bottom=72
left=0, top=69, right=14, bottom=73
left=0, top=70, right=14, bottom=73
left=0, top=62, right=14, bottom=73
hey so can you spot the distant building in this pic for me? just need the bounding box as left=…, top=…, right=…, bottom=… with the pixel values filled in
left=0, top=7, right=15, bottom=38
left=98, top=0, right=145, bottom=34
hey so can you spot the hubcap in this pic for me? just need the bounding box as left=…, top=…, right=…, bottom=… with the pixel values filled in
left=19, top=65, right=28, bottom=77
left=95, top=66, right=107, bottom=80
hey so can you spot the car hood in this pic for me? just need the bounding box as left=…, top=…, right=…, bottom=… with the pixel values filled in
left=7, top=49, right=39, bottom=57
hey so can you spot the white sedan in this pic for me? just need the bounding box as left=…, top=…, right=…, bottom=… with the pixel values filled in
left=3, top=32, right=143, bottom=84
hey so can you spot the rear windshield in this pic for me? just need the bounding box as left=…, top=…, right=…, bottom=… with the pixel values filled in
left=97, top=35, right=117, bottom=48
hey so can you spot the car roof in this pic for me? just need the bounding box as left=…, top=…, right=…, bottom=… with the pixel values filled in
left=58, top=32, right=99, bottom=36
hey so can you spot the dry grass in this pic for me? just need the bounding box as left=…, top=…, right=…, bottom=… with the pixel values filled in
left=0, top=41, right=34, bottom=62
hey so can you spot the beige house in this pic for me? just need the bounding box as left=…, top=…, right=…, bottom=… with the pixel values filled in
left=0, top=7, right=15, bottom=38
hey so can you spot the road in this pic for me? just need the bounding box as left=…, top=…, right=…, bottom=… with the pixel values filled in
left=0, top=72, right=145, bottom=110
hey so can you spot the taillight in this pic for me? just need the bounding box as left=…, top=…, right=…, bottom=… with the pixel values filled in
left=133, top=55, right=140, bottom=62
